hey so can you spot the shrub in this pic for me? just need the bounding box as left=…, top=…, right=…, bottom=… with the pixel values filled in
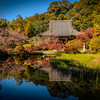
left=24, top=59, right=33, bottom=65
left=14, top=46, right=23, bottom=54
left=40, top=39, right=65, bottom=50
left=5, top=48, right=13, bottom=54
left=90, top=36, right=100, bottom=51
left=65, top=45, right=80, bottom=53
left=93, top=32, right=100, bottom=37
left=66, top=40, right=82, bottom=47
left=65, top=40, right=82, bottom=53
left=22, top=43, right=34, bottom=49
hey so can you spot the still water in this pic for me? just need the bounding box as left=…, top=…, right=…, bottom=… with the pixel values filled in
left=0, top=56, right=100, bottom=100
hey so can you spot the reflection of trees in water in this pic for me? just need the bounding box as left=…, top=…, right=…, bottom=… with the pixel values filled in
left=1, top=56, right=100, bottom=99
left=16, top=66, right=49, bottom=86
left=47, top=82, right=72, bottom=99
left=0, top=57, right=8, bottom=99
left=0, top=79, right=1, bottom=90
left=1, top=64, right=100, bottom=100
left=16, top=66, right=100, bottom=100
left=0, top=79, right=3, bottom=99
left=64, top=79, right=100, bottom=100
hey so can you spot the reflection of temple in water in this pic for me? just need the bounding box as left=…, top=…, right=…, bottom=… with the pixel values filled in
left=39, top=68, right=72, bottom=82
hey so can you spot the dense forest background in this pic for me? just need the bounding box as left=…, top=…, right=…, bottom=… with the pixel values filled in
left=0, top=0, right=100, bottom=38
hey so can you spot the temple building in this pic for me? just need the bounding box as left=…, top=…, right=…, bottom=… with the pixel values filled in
left=39, top=20, right=80, bottom=43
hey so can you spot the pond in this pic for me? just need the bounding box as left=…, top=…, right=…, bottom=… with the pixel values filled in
left=0, top=55, right=100, bottom=100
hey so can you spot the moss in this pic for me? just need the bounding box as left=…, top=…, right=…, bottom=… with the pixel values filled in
left=22, top=43, right=34, bottom=48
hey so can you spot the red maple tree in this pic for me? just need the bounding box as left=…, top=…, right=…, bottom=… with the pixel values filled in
left=75, top=28, right=95, bottom=51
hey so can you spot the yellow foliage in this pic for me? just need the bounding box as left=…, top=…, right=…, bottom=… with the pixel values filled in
left=22, top=43, right=34, bottom=49
left=14, top=46, right=22, bottom=51
left=24, top=61, right=32, bottom=65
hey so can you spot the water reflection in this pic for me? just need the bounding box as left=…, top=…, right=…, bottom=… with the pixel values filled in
left=0, top=56, right=100, bottom=100
left=39, top=68, right=72, bottom=82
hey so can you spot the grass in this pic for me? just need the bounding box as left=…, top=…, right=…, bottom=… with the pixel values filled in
left=51, top=53, right=100, bottom=70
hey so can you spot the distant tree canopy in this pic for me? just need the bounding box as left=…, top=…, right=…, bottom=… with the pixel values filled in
left=30, top=20, right=49, bottom=37
left=92, top=2, right=100, bottom=32
left=8, top=0, right=100, bottom=37
left=65, top=0, right=100, bottom=30
left=47, top=0, right=73, bottom=16
left=11, top=15, right=24, bottom=30
left=0, top=19, right=9, bottom=27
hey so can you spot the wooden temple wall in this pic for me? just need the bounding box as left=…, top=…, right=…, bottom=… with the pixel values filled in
left=40, top=35, right=75, bottom=44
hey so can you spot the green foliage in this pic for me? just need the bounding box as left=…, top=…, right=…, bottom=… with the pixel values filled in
left=65, top=0, right=99, bottom=30
left=65, top=40, right=82, bottom=53
left=30, top=20, right=49, bottom=37
left=14, top=46, right=23, bottom=54
left=11, top=15, right=24, bottom=31
left=47, top=0, right=73, bottom=16
left=85, top=0, right=99, bottom=5
left=9, top=0, right=100, bottom=38
left=92, top=2, right=100, bottom=32
left=66, top=40, right=82, bottom=46
left=57, top=14, right=65, bottom=20
left=7, top=21, right=11, bottom=27
left=90, top=36, right=100, bottom=51
left=10, top=14, right=49, bottom=37
left=0, top=19, right=8, bottom=27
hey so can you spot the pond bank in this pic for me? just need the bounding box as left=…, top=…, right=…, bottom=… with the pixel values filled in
left=51, top=53, right=100, bottom=70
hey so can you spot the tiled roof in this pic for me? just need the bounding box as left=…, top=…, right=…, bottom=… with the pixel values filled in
left=40, top=20, right=80, bottom=36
